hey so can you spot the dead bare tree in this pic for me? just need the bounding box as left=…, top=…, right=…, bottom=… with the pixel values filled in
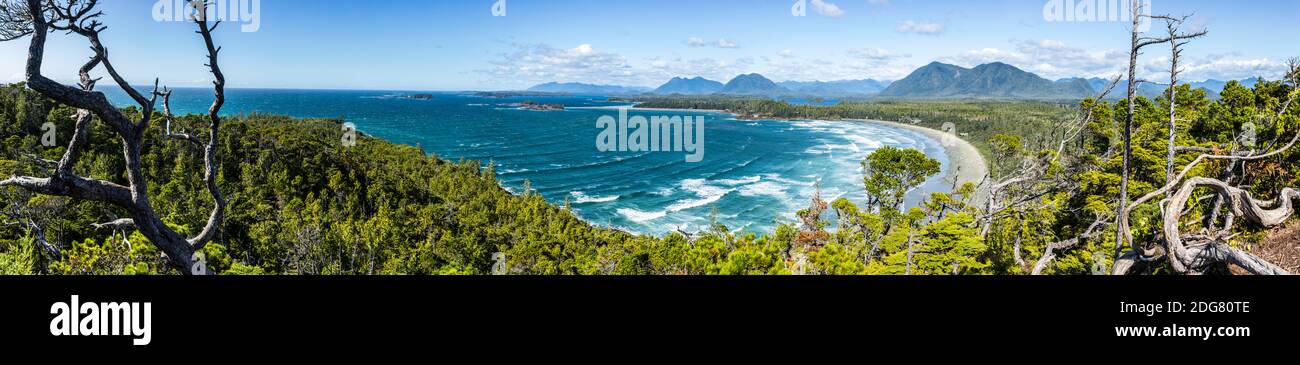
left=2, top=190, right=60, bottom=259
left=971, top=76, right=1120, bottom=274
left=1031, top=217, right=1108, bottom=275
left=1115, top=3, right=1208, bottom=269
left=1114, top=58, right=1300, bottom=275
left=1158, top=15, right=1207, bottom=200
left=980, top=76, right=1120, bottom=235
left=0, top=0, right=227, bottom=274
left=0, top=0, right=32, bottom=41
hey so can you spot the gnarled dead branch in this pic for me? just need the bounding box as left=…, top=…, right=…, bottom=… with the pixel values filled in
left=1031, top=217, right=1110, bottom=275
left=0, top=0, right=227, bottom=274
left=1159, top=178, right=1293, bottom=274
left=1114, top=58, right=1300, bottom=275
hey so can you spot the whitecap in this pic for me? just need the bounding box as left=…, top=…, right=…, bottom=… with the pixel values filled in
left=766, top=174, right=816, bottom=187
left=716, top=175, right=761, bottom=186
left=841, top=134, right=883, bottom=150
left=739, top=181, right=788, bottom=199
left=570, top=191, right=620, bottom=204
left=618, top=208, right=666, bottom=222
left=666, top=179, right=732, bottom=212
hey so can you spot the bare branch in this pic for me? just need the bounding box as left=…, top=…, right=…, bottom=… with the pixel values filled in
left=0, top=0, right=34, bottom=41
left=187, top=16, right=227, bottom=250
left=1162, top=177, right=1294, bottom=274
left=0, top=174, right=132, bottom=207
left=2, top=0, right=226, bottom=274
left=157, top=87, right=201, bottom=145
left=91, top=218, right=134, bottom=230
left=54, top=52, right=102, bottom=176
left=1032, top=216, right=1110, bottom=275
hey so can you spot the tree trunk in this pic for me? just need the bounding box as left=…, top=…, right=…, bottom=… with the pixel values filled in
left=0, top=0, right=227, bottom=274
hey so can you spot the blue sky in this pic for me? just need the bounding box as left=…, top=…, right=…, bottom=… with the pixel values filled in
left=1, top=0, right=1297, bottom=90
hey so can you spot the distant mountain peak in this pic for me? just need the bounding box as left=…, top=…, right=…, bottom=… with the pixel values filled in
left=653, top=77, right=724, bottom=95
left=779, top=79, right=893, bottom=96
left=719, top=73, right=790, bottom=96
left=526, top=82, right=649, bottom=95
left=880, top=62, right=1094, bottom=100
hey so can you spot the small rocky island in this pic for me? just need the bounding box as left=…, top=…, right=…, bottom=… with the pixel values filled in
left=519, top=101, right=565, bottom=111
left=408, top=93, right=435, bottom=100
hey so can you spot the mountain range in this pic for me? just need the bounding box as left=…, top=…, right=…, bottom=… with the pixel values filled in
left=648, top=76, right=893, bottom=97
left=526, top=82, right=651, bottom=95
left=523, top=62, right=1265, bottom=100
left=719, top=73, right=791, bottom=95
left=879, top=62, right=1094, bottom=99
left=653, top=77, right=725, bottom=95
left=779, top=79, right=892, bottom=96
left=1190, top=78, right=1260, bottom=95
left=1055, top=76, right=1263, bottom=99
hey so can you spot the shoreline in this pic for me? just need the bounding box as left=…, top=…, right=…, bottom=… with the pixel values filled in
left=571, top=105, right=990, bottom=199
left=846, top=119, right=989, bottom=197
left=568, top=105, right=730, bottom=113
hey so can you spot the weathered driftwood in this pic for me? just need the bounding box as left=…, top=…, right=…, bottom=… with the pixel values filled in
left=1113, top=44, right=1298, bottom=274
left=1158, top=178, right=1293, bottom=275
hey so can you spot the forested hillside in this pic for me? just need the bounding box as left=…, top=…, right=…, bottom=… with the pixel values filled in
left=5, top=69, right=1300, bottom=275
left=647, top=73, right=1300, bottom=274
left=0, top=83, right=636, bottom=274
left=0, top=82, right=986, bottom=275
left=878, top=62, right=1095, bottom=100
left=633, top=97, right=1077, bottom=173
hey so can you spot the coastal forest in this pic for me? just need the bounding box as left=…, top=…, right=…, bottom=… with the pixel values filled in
left=5, top=72, right=1298, bottom=275
left=2, top=0, right=1299, bottom=275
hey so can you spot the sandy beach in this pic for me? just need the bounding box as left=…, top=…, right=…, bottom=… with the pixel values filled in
left=847, top=119, right=989, bottom=196
left=570, top=105, right=990, bottom=199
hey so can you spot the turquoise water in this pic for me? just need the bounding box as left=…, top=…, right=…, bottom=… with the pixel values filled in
left=103, top=88, right=951, bottom=236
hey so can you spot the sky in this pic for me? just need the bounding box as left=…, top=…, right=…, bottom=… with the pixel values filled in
left=1, top=0, right=1297, bottom=91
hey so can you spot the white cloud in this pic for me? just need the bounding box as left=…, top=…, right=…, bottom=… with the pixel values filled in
left=938, top=39, right=1286, bottom=82
left=867, top=0, right=890, bottom=5
left=685, top=37, right=740, bottom=49
left=950, top=48, right=1026, bottom=64
left=1136, top=52, right=1291, bottom=81
left=896, top=20, right=945, bottom=35
left=766, top=47, right=912, bottom=81
left=642, top=56, right=757, bottom=83
left=811, top=0, right=845, bottom=17
left=1169, top=56, right=1288, bottom=81
left=481, top=38, right=1285, bottom=90
left=5, top=72, right=21, bottom=82
left=942, top=39, right=1127, bottom=80
left=848, top=47, right=909, bottom=60
left=482, top=43, right=637, bottom=87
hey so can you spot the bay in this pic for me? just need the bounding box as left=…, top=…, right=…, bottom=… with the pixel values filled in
left=103, top=88, right=952, bottom=236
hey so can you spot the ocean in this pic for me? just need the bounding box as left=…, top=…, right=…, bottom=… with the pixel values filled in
left=102, top=88, right=952, bottom=236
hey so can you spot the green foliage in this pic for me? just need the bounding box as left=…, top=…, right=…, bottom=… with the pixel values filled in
left=634, top=97, right=1079, bottom=176
left=0, top=81, right=998, bottom=276
left=0, top=236, right=35, bottom=275
left=863, top=146, right=941, bottom=212
left=911, top=213, right=987, bottom=275
left=2, top=76, right=1296, bottom=276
